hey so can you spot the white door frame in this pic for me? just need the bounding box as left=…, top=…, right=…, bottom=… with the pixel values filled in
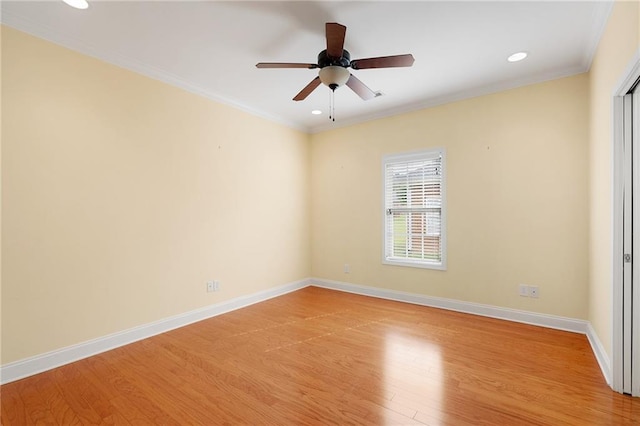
left=634, top=85, right=640, bottom=397
left=612, top=50, right=640, bottom=395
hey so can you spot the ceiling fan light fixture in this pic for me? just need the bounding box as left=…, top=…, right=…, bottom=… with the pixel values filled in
left=62, top=0, right=89, bottom=9
left=319, top=66, right=350, bottom=89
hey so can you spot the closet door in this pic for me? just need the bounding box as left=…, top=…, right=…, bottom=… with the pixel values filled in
left=623, top=82, right=640, bottom=396
left=632, top=84, right=640, bottom=397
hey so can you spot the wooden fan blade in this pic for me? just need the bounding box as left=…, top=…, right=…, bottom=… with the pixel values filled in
left=293, top=77, right=322, bottom=101
left=350, top=54, right=415, bottom=70
left=326, top=23, right=346, bottom=58
left=256, top=62, right=318, bottom=69
left=346, top=74, right=376, bottom=101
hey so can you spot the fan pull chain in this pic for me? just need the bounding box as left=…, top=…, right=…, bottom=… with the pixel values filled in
left=329, top=89, right=336, bottom=122
left=332, top=89, right=335, bottom=122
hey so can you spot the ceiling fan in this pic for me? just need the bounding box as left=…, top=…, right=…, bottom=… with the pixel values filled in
left=256, top=23, right=415, bottom=105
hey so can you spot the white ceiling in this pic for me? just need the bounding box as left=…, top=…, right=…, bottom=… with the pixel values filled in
left=2, top=1, right=612, bottom=133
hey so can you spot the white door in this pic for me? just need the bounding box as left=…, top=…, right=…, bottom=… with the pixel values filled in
left=623, top=82, right=640, bottom=396
left=612, top=56, right=640, bottom=397
left=633, top=84, right=640, bottom=397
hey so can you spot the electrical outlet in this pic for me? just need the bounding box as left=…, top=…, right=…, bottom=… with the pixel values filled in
left=519, top=284, right=529, bottom=297
left=344, top=264, right=350, bottom=274
left=518, top=284, right=540, bottom=298
left=207, top=281, right=220, bottom=292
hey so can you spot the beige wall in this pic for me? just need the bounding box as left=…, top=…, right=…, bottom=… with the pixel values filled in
left=1, top=27, right=311, bottom=363
left=311, top=74, right=589, bottom=319
left=588, top=1, right=640, bottom=359
left=4, top=3, right=637, bottom=370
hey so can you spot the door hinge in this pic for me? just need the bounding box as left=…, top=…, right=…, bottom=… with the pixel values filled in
left=624, top=253, right=632, bottom=263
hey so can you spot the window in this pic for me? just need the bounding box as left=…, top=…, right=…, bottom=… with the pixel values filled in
left=383, top=149, right=446, bottom=270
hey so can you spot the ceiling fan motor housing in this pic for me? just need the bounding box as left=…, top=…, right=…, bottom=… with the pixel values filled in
left=318, top=49, right=351, bottom=68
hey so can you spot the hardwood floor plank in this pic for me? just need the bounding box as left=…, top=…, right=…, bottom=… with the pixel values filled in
left=81, top=352, right=183, bottom=425
left=0, top=384, right=31, bottom=425
left=2, top=287, right=639, bottom=425
left=2, top=373, right=59, bottom=425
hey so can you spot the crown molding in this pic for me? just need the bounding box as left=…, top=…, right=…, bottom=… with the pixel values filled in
left=0, top=11, right=310, bottom=134
left=1, top=2, right=610, bottom=136
left=309, top=65, right=587, bottom=134
left=580, top=0, right=614, bottom=71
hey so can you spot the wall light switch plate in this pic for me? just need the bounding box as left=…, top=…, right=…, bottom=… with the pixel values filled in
left=519, top=284, right=529, bottom=297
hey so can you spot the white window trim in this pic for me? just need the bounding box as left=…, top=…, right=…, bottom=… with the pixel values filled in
left=382, top=148, right=447, bottom=270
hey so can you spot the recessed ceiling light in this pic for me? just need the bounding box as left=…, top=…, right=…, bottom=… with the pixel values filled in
left=311, top=110, right=322, bottom=115
left=63, top=0, right=89, bottom=10
left=507, top=52, right=528, bottom=63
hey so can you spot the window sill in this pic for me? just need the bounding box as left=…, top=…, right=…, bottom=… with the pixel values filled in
left=383, top=258, right=447, bottom=271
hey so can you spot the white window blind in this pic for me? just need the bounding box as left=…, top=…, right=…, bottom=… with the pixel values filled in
left=383, top=149, right=446, bottom=269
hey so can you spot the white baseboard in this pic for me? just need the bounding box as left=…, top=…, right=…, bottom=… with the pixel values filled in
left=0, top=278, right=311, bottom=385
left=586, top=322, right=612, bottom=385
left=311, top=278, right=616, bottom=386
left=2, top=277, right=611, bottom=387
left=311, top=278, right=588, bottom=333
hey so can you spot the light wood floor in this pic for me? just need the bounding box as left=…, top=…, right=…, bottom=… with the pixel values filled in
left=2, top=287, right=639, bottom=425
